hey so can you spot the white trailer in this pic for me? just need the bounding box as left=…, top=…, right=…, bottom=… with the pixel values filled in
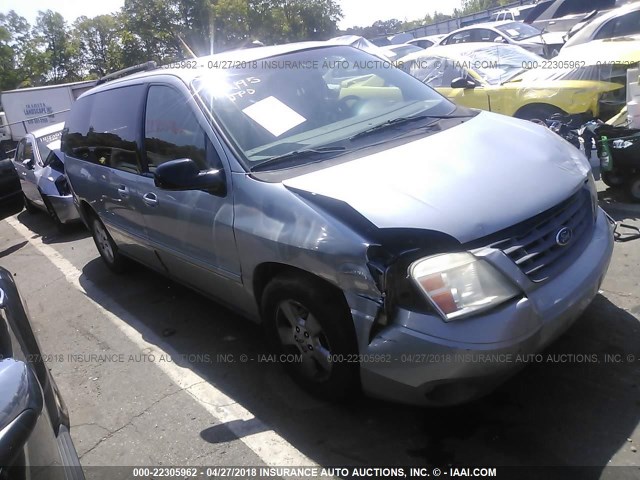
left=0, top=80, right=96, bottom=152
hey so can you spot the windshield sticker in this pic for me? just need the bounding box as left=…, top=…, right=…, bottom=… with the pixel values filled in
left=241, top=96, right=306, bottom=137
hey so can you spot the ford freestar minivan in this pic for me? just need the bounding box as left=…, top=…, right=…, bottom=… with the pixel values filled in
left=62, top=43, right=614, bottom=406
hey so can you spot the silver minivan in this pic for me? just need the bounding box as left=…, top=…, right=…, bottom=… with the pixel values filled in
left=62, top=43, right=614, bottom=406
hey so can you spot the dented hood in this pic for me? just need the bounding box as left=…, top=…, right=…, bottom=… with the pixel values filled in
left=283, top=111, right=590, bottom=244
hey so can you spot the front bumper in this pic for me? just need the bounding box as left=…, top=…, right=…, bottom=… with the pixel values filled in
left=48, top=195, right=81, bottom=224
left=359, top=208, right=614, bottom=406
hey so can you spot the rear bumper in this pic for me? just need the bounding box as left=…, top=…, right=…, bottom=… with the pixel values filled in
left=48, top=195, right=81, bottom=224
left=359, top=208, right=614, bottom=406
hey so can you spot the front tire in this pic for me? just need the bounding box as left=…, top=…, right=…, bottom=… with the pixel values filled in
left=89, top=214, right=127, bottom=273
left=601, top=170, right=626, bottom=188
left=515, top=104, right=564, bottom=123
left=261, top=274, right=359, bottom=401
left=628, top=175, right=640, bottom=203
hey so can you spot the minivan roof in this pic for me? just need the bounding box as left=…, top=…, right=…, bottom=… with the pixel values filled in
left=79, top=41, right=335, bottom=98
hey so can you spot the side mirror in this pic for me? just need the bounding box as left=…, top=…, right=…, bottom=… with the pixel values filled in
left=22, top=158, right=35, bottom=170
left=0, top=358, right=44, bottom=466
left=451, top=77, right=476, bottom=89
left=154, top=158, right=226, bottom=196
left=494, top=36, right=505, bottom=43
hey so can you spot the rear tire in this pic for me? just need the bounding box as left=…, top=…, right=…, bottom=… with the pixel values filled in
left=261, top=274, right=359, bottom=401
left=89, top=213, right=127, bottom=273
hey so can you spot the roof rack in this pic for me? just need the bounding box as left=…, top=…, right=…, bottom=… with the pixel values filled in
left=96, top=61, right=158, bottom=86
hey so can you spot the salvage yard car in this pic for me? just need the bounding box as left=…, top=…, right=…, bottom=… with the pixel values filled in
left=400, top=43, right=623, bottom=121
left=516, top=38, right=640, bottom=120
left=438, top=21, right=549, bottom=57
left=563, top=1, right=640, bottom=49
left=0, top=155, right=22, bottom=219
left=0, top=266, right=85, bottom=479
left=12, top=122, right=80, bottom=229
left=62, top=42, right=614, bottom=406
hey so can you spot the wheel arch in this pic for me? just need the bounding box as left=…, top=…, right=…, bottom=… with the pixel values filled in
left=252, top=262, right=351, bottom=320
left=513, top=103, right=566, bottom=120
left=77, top=200, right=95, bottom=227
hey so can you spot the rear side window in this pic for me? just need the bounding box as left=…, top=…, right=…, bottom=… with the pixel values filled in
left=62, top=85, right=145, bottom=174
left=143, top=85, right=219, bottom=172
left=595, top=11, right=640, bottom=39
left=556, top=0, right=614, bottom=17
left=472, top=29, right=501, bottom=42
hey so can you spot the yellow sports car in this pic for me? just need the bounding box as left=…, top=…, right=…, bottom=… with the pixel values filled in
left=399, top=43, right=623, bottom=120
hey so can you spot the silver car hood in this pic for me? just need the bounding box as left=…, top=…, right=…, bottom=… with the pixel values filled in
left=283, top=111, right=590, bottom=244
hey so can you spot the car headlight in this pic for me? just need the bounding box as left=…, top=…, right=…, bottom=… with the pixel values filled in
left=409, top=253, right=520, bottom=321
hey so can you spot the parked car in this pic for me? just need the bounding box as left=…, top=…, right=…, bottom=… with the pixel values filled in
left=0, top=156, right=22, bottom=219
left=407, top=34, right=445, bottom=50
left=491, top=5, right=537, bottom=22
left=379, top=43, right=424, bottom=62
left=517, top=38, right=640, bottom=120
left=62, top=42, right=614, bottom=406
left=563, top=1, right=640, bottom=49
left=0, top=267, right=85, bottom=479
left=326, top=35, right=389, bottom=60
left=439, top=21, right=548, bottom=57
left=400, top=43, right=623, bottom=120
left=525, top=0, right=617, bottom=33
left=11, top=122, right=80, bottom=229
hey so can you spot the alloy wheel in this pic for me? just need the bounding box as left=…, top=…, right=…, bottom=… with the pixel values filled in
left=275, top=299, right=333, bottom=382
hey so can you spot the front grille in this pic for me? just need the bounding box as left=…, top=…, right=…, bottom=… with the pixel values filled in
left=487, top=188, right=593, bottom=283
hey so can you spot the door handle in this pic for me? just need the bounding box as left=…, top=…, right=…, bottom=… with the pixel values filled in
left=142, top=192, right=158, bottom=207
left=117, top=185, right=129, bottom=198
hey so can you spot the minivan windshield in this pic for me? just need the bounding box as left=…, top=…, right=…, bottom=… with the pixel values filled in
left=192, top=46, right=455, bottom=168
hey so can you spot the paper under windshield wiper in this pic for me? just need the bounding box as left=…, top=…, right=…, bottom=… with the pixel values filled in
left=250, top=146, right=347, bottom=172
left=349, top=113, right=470, bottom=141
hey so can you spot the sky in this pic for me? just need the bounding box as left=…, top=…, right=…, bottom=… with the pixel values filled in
left=1, top=0, right=461, bottom=29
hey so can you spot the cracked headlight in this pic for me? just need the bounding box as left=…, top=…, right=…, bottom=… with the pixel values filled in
left=409, top=253, right=520, bottom=321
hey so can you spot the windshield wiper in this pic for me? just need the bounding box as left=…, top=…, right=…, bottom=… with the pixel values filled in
left=250, top=146, right=347, bottom=172
left=349, top=114, right=472, bottom=141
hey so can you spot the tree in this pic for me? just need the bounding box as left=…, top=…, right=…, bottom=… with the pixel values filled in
left=1, top=0, right=345, bottom=88
left=460, top=0, right=512, bottom=15
left=0, top=11, right=49, bottom=89
left=34, top=10, right=80, bottom=82
left=73, top=15, right=124, bottom=77
left=121, top=0, right=183, bottom=63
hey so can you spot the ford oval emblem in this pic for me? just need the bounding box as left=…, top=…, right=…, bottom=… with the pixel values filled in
left=556, top=227, right=573, bottom=247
